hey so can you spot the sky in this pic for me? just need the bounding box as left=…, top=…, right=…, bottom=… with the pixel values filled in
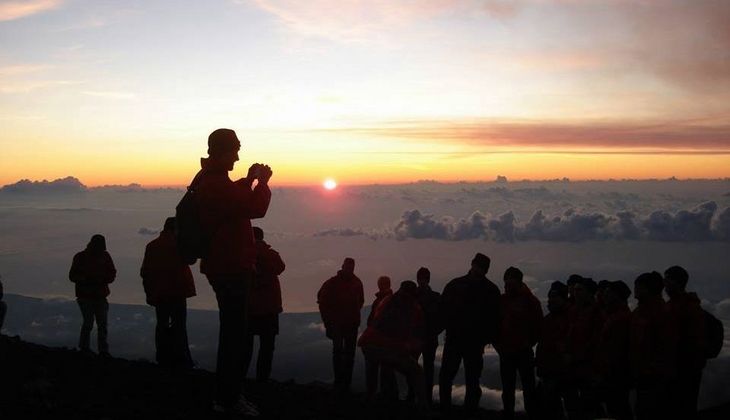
left=1, top=0, right=729, bottom=186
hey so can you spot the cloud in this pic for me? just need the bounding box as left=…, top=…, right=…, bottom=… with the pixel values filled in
left=0, top=0, right=62, bottom=22
left=0, top=177, right=86, bottom=193
left=81, top=90, right=137, bottom=100
left=390, top=202, right=730, bottom=242
left=137, top=227, right=159, bottom=236
left=333, top=119, right=730, bottom=152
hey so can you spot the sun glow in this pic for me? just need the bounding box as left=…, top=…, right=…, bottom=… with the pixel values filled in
left=323, top=178, right=337, bottom=190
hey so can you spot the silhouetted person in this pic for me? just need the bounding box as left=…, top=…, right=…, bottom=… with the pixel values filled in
left=197, top=128, right=272, bottom=416
left=69, top=234, right=116, bottom=356
left=359, top=281, right=428, bottom=412
left=536, top=281, right=573, bottom=420
left=496, top=266, right=542, bottom=420
left=414, top=267, right=442, bottom=405
left=630, top=272, right=673, bottom=420
left=0, top=278, right=6, bottom=332
left=565, top=276, right=604, bottom=419
left=140, top=217, right=196, bottom=369
left=242, top=227, right=286, bottom=383
left=317, top=257, right=364, bottom=393
left=439, top=253, right=500, bottom=413
left=594, top=281, right=633, bottom=420
left=664, top=266, right=706, bottom=420
left=566, top=274, right=582, bottom=305
left=596, top=280, right=611, bottom=310
left=365, top=275, right=397, bottom=400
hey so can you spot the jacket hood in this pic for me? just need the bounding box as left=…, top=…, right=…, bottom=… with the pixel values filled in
left=376, top=289, right=393, bottom=299
left=200, top=157, right=229, bottom=173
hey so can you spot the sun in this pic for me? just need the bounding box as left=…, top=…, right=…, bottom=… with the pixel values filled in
left=323, top=178, right=337, bottom=190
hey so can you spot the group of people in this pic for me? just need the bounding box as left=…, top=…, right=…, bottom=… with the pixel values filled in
left=56, top=129, right=716, bottom=419
left=317, top=252, right=713, bottom=420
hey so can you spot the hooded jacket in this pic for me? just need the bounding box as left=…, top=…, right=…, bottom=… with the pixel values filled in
left=249, top=239, right=286, bottom=316
left=197, top=158, right=271, bottom=278
left=496, top=283, right=543, bottom=354
left=593, top=303, right=631, bottom=385
left=358, top=292, right=424, bottom=354
left=667, top=291, right=706, bottom=372
left=630, top=297, right=675, bottom=381
left=536, top=308, right=571, bottom=379
left=317, top=270, right=364, bottom=335
left=416, top=285, right=442, bottom=340
left=441, top=272, right=501, bottom=346
left=567, top=301, right=605, bottom=381
left=140, top=230, right=196, bottom=306
left=69, top=247, right=116, bottom=299
left=367, top=289, right=393, bottom=327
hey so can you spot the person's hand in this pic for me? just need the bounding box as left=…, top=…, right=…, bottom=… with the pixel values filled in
left=247, top=163, right=262, bottom=180
left=258, top=164, right=273, bottom=184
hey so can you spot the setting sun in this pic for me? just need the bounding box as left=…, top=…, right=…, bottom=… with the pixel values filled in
left=323, top=178, right=337, bottom=190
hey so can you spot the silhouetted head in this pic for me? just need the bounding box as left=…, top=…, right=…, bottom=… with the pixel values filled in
left=470, top=253, right=490, bottom=277
left=574, top=277, right=596, bottom=306
left=547, top=281, right=568, bottom=313
left=163, top=217, right=176, bottom=233
left=398, top=280, right=418, bottom=299
left=596, top=280, right=611, bottom=307
left=663, top=265, right=688, bottom=297
left=567, top=274, right=582, bottom=299
left=341, top=257, right=355, bottom=275
left=634, top=271, right=664, bottom=302
left=253, top=226, right=264, bottom=241
left=503, top=266, right=523, bottom=295
left=377, top=276, right=392, bottom=292
left=416, top=267, right=430, bottom=287
left=208, top=128, right=241, bottom=171
left=604, top=280, right=631, bottom=308
left=86, top=234, right=106, bottom=253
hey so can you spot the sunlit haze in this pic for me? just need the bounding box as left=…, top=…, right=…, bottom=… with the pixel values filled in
left=1, top=0, right=729, bottom=185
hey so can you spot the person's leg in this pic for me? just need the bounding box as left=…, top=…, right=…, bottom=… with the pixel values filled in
left=77, top=299, right=94, bottom=351
left=242, top=316, right=257, bottom=379
left=0, top=301, right=7, bottom=331
left=169, top=299, right=193, bottom=368
left=517, top=348, right=538, bottom=419
left=257, top=332, right=276, bottom=382
left=422, top=339, right=438, bottom=404
left=604, top=384, right=633, bottom=420
left=363, top=349, right=380, bottom=400
left=341, top=328, right=358, bottom=391
left=380, top=365, right=398, bottom=401
left=438, top=341, right=463, bottom=410
left=214, top=278, right=249, bottom=407
left=539, top=377, right=567, bottom=420
left=331, top=333, right=344, bottom=388
left=674, top=368, right=702, bottom=420
left=155, top=303, right=172, bottom=366
left=462, top=344, right=485, bottom=412
left=95, top=299, right=109, bottom=354
left=500, top=351, right=518, bottom=419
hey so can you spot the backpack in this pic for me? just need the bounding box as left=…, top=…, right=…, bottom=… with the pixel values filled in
left=703, top=309, right=724, bottom=359
left=175, top=171, right=208, bottom=265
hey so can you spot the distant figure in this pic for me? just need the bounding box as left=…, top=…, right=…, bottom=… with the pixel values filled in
left=496, top=266, right=542, bottom=420
left=596, top=279, right=611, bottom=310
left=414, top=267, right=442, bottom=405
left=197, top=128, right=272, bottom=417
left=0, top=277, right=6, bottom=332
left=69, top=234, right=116, bottom=357
left=140, top=217, right=196, bottom=369
left=664, top=266, right=706, bottom=420
left=565, top=276, right=604, bottom=419
left=358, top=281, right=428, bottom=411
left=365, top=275, right=397, bottom=400
left=438, top=253, right=501, bottom=413
left=566, top=274, right=582, bottom=305
left=536, top=281, right=573, bottom=420
left=630, top=272, right=673, bottom=420
left=243, top=227, right=286, bottom=383
left=317, top=257, right=364, bottom=393
left=594, top=281, right=633, bottom=420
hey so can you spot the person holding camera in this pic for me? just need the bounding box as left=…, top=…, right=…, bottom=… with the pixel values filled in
left=197, top=128, right=272, bottom=417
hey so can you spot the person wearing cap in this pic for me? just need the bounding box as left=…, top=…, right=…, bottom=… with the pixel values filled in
left=593, top=281, right=633, bottom=420
left=69, top=234, right=116, bottom=357
left=197, top=128, right=272, bottom=416
left=495, top=266, right=543, bottom=420
left=317, top=257, right=364, bottom=393
left=438, top=253, right=501, bottom=413
left=242, top=227, right=286, bottom=383
left=140, top=217, right=196, bottom=369
left=565, top=276, right=605, bottom=419
left=536, top=281, right=573, bottom=419
left=365, top=275, right=398, bottom=400
left=630, top=272, right=674, bottom=420
left=664, top=266, right=706, bottom=420
left=414, top=267, right=442, bottom=405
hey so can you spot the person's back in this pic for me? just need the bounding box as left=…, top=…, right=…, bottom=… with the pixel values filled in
left=0, top=279, right=6, bottom=332
left=367, top=276, right=393, bottom=327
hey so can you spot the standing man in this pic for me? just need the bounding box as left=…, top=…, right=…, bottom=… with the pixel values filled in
left=141, top=217, right=196, bottom=369
left=415, top=267, right=442, bottom=405
left=317, top=257, right=364, bottom=393
left=243, top=227, right=286, bottom=383
left=69, top=234, right=116, bottom=357
left=197, top=128, right=272, bottom=417
left=496, top=266, right=543, bottom=420
left=664, top=266, right=706, bottom=420
left=438, top=253, right=501, bottom=414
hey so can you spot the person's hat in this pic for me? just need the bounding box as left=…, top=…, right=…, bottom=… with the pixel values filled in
left=471, top=253, right=491, bottom=271
left=208, top=128, right=241, bottom=156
